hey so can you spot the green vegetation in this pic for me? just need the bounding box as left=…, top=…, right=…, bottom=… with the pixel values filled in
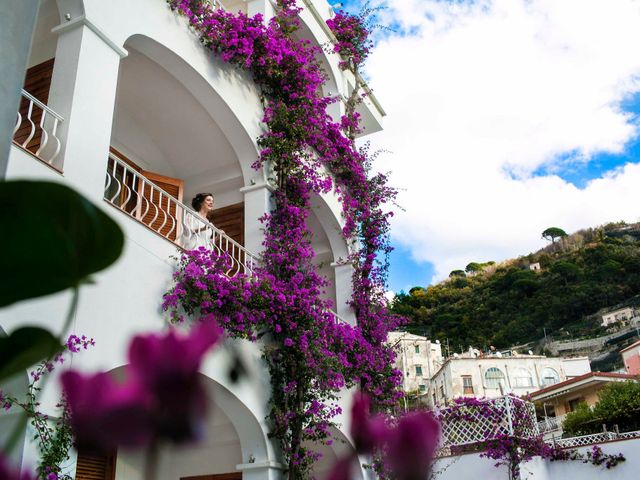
left=542, top=227, right=568, bottom=243
left=562, top=381, right=640, bottom=436
left=392, top=222, right=640, bottom=349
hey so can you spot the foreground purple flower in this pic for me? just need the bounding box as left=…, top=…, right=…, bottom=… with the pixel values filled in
left=387, top=412, right=440, bottom=480
left=350, top=393, right=388, bottom=454
left=62, top=319, right=222, bottom=450
left=0, top=454, right=36, bottom=480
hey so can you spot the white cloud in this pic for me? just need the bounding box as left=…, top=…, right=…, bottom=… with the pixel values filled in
left=365, top=0, right=640, bottom=281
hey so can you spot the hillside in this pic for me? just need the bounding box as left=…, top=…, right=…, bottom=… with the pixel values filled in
left=391, top=222, right=640, bottom=350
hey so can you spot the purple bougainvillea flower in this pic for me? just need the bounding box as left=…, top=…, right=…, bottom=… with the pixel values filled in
left=350, top=393, right=388, bottom=454
left=0, top=454, right=36, bottom=480
left=387, top=411, right=440, bottom=480
left=128, top=319, right=223, bottom=442
left=61, top=371, right=152, bottom=451
left=62, top=319, right=223, bottom=450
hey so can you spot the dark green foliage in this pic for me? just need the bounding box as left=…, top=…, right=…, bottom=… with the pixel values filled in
left=391, top=224, right=640, bottom=348
left=563, top=381, right=640, bottom=436
left=0, top=327, right=61, bottom=381
left=542, top=227, right=568, bottom=243
left=0, top=181, right=125, bottom=307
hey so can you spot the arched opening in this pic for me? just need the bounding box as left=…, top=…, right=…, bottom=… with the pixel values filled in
left=93, top=368, right=270, bottom=480
left=484, top=367, right=505, bottom=390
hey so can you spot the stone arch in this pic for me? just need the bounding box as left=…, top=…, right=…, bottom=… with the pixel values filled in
left=108, top=365, right=273, bottom=479
left=121, top=33, right=261, bottom=188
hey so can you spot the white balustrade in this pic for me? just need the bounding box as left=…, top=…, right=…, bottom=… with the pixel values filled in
left=13, top=89, right=64, bottom=166
left=105, top=152, right=258, bottom=277
left=553, top=429, right=640, bottom=449
left=538, top=414, right=566, bottom=433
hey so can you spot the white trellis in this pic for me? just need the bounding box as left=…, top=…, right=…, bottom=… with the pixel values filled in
left=435, top=395, right=539, bottom=453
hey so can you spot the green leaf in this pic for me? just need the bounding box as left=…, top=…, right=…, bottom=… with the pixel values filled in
left=0, top=327, right=62, bottom=381
left=0, top=181, right=124, bottom=307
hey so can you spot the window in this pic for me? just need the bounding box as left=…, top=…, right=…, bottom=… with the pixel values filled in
left=567, top=397, right=585, bottom=412
left=462, top=375, right=474, bottom=394
left=415, top=345, right=420, bottom=354
left=439, top=385, right=445, bottom=400
left=484, top=367, right=505, bottom=389
left=513, top=368, right=533, bottom=388
left=415, top=365, right=423, bottom=376
left=541, top=368, right=560, bottom=386
left=419, top=384, right=426, bottom=393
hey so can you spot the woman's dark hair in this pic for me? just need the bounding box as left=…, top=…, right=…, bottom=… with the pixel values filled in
left=192, top=193, right=214, bottom=211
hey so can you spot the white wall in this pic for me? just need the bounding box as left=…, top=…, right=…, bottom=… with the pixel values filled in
left=436, top=437, right=640, bottom=480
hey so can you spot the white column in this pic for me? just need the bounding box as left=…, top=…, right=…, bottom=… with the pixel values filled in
left=236, top=461, right=284, bottom=480
left=331, top=261, right=356, bottom=325
left=244, top=0, right=276, bottom=21
left=48, top=15, right=126, bottom=202
left=240, top=182, right=274, bottom=255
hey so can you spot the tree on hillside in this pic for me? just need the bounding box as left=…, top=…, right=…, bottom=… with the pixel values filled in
left=465, top=262, right=483, bottom=274
left=542, top=227, right=567, bottom=243
left=449, top=269, right=466, bottom=278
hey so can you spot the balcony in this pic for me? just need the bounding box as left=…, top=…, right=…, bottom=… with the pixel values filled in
left=12, top=88, right=64, bottom=171
left=105, top=151, right=257, bottom=276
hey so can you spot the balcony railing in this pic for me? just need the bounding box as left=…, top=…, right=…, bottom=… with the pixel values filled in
left=104, top=152, right=258, bottom=276
left=538, top=414, right=566, bottom=434
left=13, top=89, right=64, bottom=167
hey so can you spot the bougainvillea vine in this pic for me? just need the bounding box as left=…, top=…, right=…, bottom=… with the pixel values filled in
left=163, top=0, right=402, bottom=477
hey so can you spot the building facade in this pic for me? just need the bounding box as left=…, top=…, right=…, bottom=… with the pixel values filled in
left=621, top=340, right=640, bottom=375
left=0, top=1, right=385, bottom=480
left=428, top=353, right=588, bottom=407
left=530, top=372, right=638, bottom=438
left=602, top=307, right=637, bottom=327
left=388, top=332, right=443, bottom=395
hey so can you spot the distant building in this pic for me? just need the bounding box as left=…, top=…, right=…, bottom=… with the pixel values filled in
left=621, top=340, right=640, bottom=375
left=561, top=356, right=592, bottom=378
left=529, top=262, right=541, bottom=272
left=428, top=351, right=585, bottom=407
left=601, top=307, right=636, bottom=327
left=530, top=372, right=638, bottom=437
left=388, top=332, right=443, bottom=395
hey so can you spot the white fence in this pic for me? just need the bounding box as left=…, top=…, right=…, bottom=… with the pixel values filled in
left=13, top=89, right=63, bottom=167
left=553, top=429, right=640, bottom=449
left=538, top=414, right=566, bottom=433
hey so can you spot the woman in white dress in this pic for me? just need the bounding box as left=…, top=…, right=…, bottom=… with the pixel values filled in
left=180, top=192, right=216, bottom=250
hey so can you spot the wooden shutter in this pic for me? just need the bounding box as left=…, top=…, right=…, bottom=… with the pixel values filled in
left=208, top=202, right=244, bottom=247
left=139, top=170, right=184, bottom=241
left=75, top=450, right=116, bottom=480
left=14, top=58, right=55, bottom=154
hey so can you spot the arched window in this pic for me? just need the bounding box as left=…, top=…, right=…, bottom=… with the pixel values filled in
left=513, top=368, right=533, bottom=388
left=484, top=367, right=505, bottom=389
left=541, top=367, right=560, bottom=386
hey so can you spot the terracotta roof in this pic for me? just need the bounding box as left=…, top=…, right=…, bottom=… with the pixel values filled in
left=529, top=371, right=638, bottom=399
left=620, top=340, right=640, bottom=355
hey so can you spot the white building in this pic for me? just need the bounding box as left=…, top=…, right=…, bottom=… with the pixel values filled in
left=601, top=307, right=636, bottom=327
left=429, top=351, right=591, bottom=407
left=388, top=332, right=443, bottom=395
left=0, top=1, right=385, bottom=480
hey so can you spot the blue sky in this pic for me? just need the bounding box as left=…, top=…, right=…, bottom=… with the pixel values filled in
left=339, top=0, right=640, bottom=292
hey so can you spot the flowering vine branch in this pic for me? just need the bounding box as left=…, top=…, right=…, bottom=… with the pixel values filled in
left=0, top=335, right=94, bottom=480
left=163, top=0, right=402, bottom=477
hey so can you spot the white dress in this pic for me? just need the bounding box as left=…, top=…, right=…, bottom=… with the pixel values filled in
left=180, top=211, right=215, bottom=250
